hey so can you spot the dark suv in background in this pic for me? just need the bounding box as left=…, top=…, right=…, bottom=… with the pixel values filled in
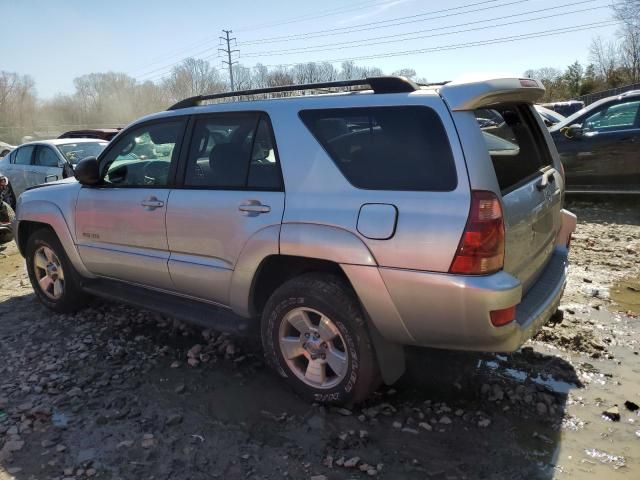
left=550, top=90, right=640, bottom=193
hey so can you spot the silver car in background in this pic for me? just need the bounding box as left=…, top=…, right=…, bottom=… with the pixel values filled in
left=14, top=76, right=576, bottom=404
left=0, top=138, right=107, bottom=207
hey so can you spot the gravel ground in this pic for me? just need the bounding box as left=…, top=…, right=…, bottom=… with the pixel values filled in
left=0, top=198, right=638, bottom=480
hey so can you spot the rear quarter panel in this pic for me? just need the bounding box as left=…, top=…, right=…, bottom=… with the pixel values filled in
left=275, top=91, right=471, bottom=272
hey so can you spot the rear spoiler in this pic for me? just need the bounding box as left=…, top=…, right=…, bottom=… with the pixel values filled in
left=438, top=78, right=545, bottom=111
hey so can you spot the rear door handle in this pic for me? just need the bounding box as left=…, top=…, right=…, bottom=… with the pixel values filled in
left=239, top=202, right=271, bottom=215
left=141, top=197, right=165, bottom=210
left=536, top=170, right=556, bottom=191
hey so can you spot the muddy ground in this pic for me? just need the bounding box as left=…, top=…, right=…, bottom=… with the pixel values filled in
left=0, top=197, right=638, bottom=480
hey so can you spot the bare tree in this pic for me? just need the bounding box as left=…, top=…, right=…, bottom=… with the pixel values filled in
left=589, top=36, right=622, bottom=86
left=614, top=1, right=640, bottom=82
left=162, top=58, right=225, bottom=103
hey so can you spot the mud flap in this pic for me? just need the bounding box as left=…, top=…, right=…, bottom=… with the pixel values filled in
left=368, top=318, right=406, bottom=385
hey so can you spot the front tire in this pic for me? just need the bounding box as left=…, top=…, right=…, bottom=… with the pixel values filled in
left=26, top=228, right=88, bottom=313
left=261, top=273, right=380, bottom=405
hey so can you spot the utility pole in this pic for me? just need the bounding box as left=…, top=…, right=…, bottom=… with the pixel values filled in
left=219, top=30, right=239, bottom=91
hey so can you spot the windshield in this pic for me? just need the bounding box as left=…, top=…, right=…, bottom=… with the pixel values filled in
left=57, top=142, right=107, bottom=165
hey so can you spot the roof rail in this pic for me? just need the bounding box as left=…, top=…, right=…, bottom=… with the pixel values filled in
left=167, top=76, right=419, bottom=110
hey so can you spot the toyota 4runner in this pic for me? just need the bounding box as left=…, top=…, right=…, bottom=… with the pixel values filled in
left=14, top=76, right=576, bottom=404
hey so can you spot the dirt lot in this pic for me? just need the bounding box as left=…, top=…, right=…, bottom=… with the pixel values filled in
left=0, top=198, right=639, bottom=480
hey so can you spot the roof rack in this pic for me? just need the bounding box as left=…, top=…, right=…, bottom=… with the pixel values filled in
left=167, top=76, right=419, bottom=110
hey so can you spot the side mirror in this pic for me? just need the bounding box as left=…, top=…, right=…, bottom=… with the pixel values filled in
left=74, top=156, right=100, bottom=185
left=562, top=124, right=583, bottom=139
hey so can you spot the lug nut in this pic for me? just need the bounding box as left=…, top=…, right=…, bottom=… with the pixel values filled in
left=321, top=353, right=326, bottom=360
left=321, top=342, right=327, bottom=349
left=304, top=332, right=310, bottom=338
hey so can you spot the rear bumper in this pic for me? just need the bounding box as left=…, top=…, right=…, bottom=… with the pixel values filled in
left=347, top=247, right=568, bottom=352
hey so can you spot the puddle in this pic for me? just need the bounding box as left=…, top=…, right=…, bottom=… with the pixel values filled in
left=480, top=359, right=580, bottom=394
left=610, top=276, right=640, bottom=315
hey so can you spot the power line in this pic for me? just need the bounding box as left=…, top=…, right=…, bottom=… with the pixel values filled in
left=219, top=30, right=239, bottom=90
left=134, top=0, right=527, bottom=81
left=258, top=20, right=619, bottom=68
left=237, top=0, right=523, bottom=46
left=240, top=1, right=608, bottom=58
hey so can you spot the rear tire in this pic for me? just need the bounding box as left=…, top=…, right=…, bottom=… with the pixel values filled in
left=261, top=273, right=380, bottom=405
left=26, top=228, right=88, bottom=313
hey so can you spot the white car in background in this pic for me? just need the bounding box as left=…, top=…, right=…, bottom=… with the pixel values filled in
left=0, top=138, right=107, bottom=207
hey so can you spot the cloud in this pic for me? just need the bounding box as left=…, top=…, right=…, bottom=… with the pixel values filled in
left=338, top=0, right=414, bottom=25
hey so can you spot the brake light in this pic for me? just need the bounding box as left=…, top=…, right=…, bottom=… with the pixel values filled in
left=490, top=306, right=517, bottom=327
left=449, top=191, right=505, bottom=275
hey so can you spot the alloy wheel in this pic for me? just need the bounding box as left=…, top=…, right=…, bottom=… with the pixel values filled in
left=278, top=307, right=349, bottom=389
left=33, top=246, right=65, bottom=300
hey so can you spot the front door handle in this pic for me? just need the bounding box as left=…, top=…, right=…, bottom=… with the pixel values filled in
left=239, top=201, right=271, bottom=215
left=141, top=197, right=165, bottom=210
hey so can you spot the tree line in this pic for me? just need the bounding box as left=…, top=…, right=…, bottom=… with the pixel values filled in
left=0, top=61, right=421, bottom=144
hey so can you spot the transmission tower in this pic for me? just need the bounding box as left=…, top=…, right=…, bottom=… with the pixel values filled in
left=219, top=30, right=239, bottom=91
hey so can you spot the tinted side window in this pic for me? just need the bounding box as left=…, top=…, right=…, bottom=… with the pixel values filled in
left=101, top=121, right=183, bottom=187
left=583, top=100, right=640, bottom=131
left=475, top=105, right=552, bottom=192
left=35, top=146, right=60, bottom=167
left=184, top=113, right=282, bottom=190
left=300, top=106, right=457, bottom=191
left=15, top=146, right=35, bottom=165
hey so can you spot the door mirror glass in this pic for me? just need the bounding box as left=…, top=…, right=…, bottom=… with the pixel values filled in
left=74, top=156, right=100, bottom=185
left=562, top=124, right=583, bottom=139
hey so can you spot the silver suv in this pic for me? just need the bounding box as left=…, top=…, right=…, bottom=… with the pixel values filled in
left=14, top=76, right=576, bottom=404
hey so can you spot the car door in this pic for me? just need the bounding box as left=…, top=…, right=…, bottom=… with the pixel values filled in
left=165, top=113, right=285, bottom=305
left=7, top=145, right=36, bottom=197
left=75, top=118, right=187, bottom=289
left=33, top=145, right=64, bottom=185
left=564, top=99, right=640, bottom=190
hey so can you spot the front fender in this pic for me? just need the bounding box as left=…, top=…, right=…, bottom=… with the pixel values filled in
left=17, top=199, right=95, bottom=278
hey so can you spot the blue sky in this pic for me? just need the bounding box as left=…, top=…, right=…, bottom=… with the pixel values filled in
left=0, top=0, right=621, bottom=98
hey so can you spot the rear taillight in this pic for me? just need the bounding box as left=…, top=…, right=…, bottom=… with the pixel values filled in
left=449, top=191, right=505, bottom=275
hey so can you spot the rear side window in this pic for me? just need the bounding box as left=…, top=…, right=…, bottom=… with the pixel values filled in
left=300, top=106, right=457, bottom=191
left=475, top=105, right=552, bottom=192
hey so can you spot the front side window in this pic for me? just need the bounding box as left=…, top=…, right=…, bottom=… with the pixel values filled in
left=57, top=142, right=107, bottom=165
left=300, top=106, right=457, bottom=191
left=15, top=145, right=35, bottom=165
left=35, top=147, right=60, bottom=167
left=475, top=105, right=552, bottom=192
left=583, top=100, right=640, bottom=131
left=184, top=113, right=282, bottom=190
left=101, top=121, right=183, bottom=187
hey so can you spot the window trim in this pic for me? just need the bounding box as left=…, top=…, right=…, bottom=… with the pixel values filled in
left=174, top=110, right=285, bottom=192
left=298, top=105, right=458, bottom=192
left=93, top=117, right=188, bottom=189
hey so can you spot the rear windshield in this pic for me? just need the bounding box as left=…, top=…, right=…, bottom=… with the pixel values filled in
left=475, top=105, right=552, bottom=192
left=300, top=106, right=457, bottom=191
